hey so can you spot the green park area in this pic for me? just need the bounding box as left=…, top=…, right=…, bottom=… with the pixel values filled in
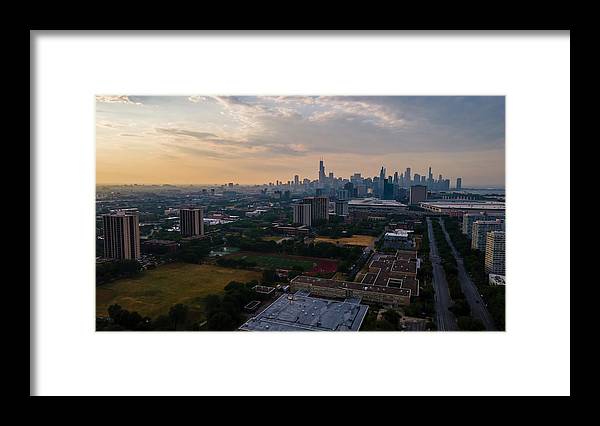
left=232, top=253, right=315, bottom=271
left=96, top=263, right=261, bottom=322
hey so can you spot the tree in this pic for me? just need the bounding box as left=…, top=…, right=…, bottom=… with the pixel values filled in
left=457, top=316, right=486, bottom=331
left=207, top=312, right=235, bottom=331
left=168, top=304, right=189, bottom=330
left=262, top=269, right=277, bottom=283
left=107, top=304, right=123, bottom=321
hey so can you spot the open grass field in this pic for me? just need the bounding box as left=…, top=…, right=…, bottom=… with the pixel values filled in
left=261, top=236, right=283, bottom=242
left=314, top=234, right=377, bottom=247
left=228, top=252, right=338, bottom=274
left=96, top=263, right=261, bottom=321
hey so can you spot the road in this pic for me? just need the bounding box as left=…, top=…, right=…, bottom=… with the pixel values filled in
left=426, top=217, right=458, bottom=331
left=439, top=218, right=496, bottom=331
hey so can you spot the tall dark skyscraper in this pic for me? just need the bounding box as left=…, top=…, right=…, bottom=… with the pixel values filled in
left=318, top=158, right=326, bottom=184
left=379, top=166, right=386, bottom=197
left=405, top=168, right=411, bottom=188
left=456, top=177, right=462, bottom=190
left=393, top=171, right=399, bottom=184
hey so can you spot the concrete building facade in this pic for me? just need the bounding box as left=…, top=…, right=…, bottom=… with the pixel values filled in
left=409, top=185, right=427, bottom=205
left=485, top=231, right=506, bottom=275
left=293, top=203, right=312, bottom=227
left=179, top=208, right=204, bottom=237
left=471, top=219, right=505, bottom=251
left=102, top=211, right=141, bottom=260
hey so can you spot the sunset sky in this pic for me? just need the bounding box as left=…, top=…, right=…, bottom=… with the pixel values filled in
left=96, top=96, right=505, bottom=187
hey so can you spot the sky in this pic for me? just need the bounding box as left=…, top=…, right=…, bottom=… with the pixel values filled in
left=96, top=96, right=505, bottom=187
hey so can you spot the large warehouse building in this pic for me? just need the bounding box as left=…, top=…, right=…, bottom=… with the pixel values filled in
left=419, top=200, right=505, bottom=217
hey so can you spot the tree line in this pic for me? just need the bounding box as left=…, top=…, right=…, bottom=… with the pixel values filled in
left=442, top=217, right=505, bottom=330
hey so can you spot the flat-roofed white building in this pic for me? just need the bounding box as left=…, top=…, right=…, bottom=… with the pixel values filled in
left=420, top=200, right=505, bottom=217
left=348, top=198, right=407, bottom=214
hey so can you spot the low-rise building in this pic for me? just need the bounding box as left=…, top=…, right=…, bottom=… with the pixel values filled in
left=488, top=274, right=506, bottom=286
left=348, top=198, right=407, bottom=216
left=239, top=292, right=369, bottom=331
left=290, top=275, right=412, bottom=306
left=420, top=200, right=505, bottom=217
left=382, top=229, right=415, bottom=250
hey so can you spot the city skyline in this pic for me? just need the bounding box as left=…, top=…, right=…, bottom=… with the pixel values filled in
left=96, top=96, right=505, bottom=186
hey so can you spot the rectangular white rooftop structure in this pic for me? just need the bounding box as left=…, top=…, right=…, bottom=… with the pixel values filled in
left=419, top=200, right=505, bottom=215
left=239, top=292, right=368, bottom=331
left=348, top=198, right=407, bottom=208
left=384, top=229, right=414, bottom=238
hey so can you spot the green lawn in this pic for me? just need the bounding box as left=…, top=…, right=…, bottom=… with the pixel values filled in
left=96, top=263, right=261, bottom=321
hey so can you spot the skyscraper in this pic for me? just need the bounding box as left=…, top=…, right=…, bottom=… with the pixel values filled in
left=405, top=168, right=411, bottom=188
left=180, top=208, right=204, bottom=237
left=393, top=171, right=399, bottom=185
left=102, top=210, right=141, bottom=260
left=379, top=166, right=386, bottom=198
left=294, top=175, right=299, bottom=186
left=319, top=158, right=326, bottom=184
left=414, top=173, right=421, bottom=185
left=485, top=231, right=505, bottom=275
left=456, top=177, right=462, bottom=190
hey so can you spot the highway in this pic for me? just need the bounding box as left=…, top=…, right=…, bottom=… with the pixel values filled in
left=426, top=217, right=458, bottom=331
left=439, top=218, right=496, bottom=331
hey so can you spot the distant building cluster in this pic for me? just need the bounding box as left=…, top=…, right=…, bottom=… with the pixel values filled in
left=259, top=159, right=461, bottom=203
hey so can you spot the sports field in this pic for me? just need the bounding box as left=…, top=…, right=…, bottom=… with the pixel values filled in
left=314, top=234, right=377, bottom=247
left=96, top=263, right=261, bottom=321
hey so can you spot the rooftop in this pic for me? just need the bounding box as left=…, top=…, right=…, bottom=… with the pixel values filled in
left=291, top=275, right=412, bottom=297
left=239, top=292, right=368, bottom=331
left=384, top=229, right=414, bottom=238
left=348, top=198, right=407, bottom=208
left=420, top=201, right=505, bottom=211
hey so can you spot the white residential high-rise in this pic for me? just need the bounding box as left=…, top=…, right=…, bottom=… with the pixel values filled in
left=462, top=213, right=488, bottom=238
left=471, top=219, right=505, bottom=251
left=485, top=231, right=505, bottom=275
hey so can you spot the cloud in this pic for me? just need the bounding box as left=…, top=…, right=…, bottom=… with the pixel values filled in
left=96, top=95, right=143, bottom=105
left=155, top=128, right=218, bottom=140
left=187, top=95, right=209, bottom=103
